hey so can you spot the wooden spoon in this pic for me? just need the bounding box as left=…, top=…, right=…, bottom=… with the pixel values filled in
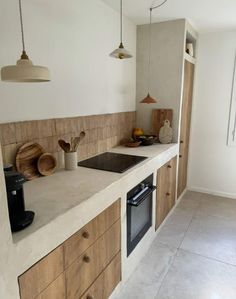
left=72, top=137, right=80, bottom=152
left=75, top=131, right=86, bottom=151
left=58, top=139, right=71, bottom=153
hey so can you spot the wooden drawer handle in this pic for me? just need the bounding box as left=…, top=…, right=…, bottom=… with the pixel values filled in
left=179, top=155, right=182, bottom=158
left=180, top=140, right=184, bottom=144
left=166, top=192, right=170, bottom=196
left=87, top=295, right=93, bottom=299
left=83, top=255, right=91, bottom=263
left=82, top=231, right=90, bottom=239
left=167, top=165, right=172, bottom=168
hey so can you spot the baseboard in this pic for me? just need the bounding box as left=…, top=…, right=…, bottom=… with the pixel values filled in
left=188, top=186, right=236, bottom=200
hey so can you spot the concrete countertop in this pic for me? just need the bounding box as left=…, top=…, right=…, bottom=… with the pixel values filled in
left=14, top=144, right=178, bottom=244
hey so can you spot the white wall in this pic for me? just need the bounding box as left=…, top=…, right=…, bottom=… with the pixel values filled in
left=0, top=0, right=136, bottom=123
left=188, top=31, right=236, bottom=198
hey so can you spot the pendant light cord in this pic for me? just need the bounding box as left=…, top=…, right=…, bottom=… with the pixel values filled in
left=120, top=0, right=123, bottom=44
left=151, top=0, right=168, bottom=10
left=19, top=0, right=28, bottom=58
left=147, top=0, right=168, bottom=93
left=148, top=8, right=152, bottom=93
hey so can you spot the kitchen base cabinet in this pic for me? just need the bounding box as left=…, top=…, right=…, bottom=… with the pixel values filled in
left=18, top=246, right=64, bottom=299
left=36, top=274, right=66, bottom=299
left=18, top=200, right=121, bottom=299
left=65, top=220, right=121, bottom=299
left=156, top=156, right=177, bottom=230
left=81, top=253, right=121, bottom=299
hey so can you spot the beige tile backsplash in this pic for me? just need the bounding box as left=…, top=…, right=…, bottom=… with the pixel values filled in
left=0, top=112, right=136, bottom=168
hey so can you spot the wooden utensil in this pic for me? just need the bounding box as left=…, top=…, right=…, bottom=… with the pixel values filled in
left=152, top=109, right=173, bottom=142
left=16, top=142, right=45, bottom=180
left=37, top=153, right=57, bottom=176
left=71, top=137, right=80, bottom=152
left=58, top=139, right=71, bottom=153
left=73, top=131, right=86, bottom=152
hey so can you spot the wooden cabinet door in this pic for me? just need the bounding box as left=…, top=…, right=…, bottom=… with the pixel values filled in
left=19, top=246, right=64, bottom=299
left=156, top=162, right=169, bottom=229
left=80, top=253, right=121, bottom=299
left=156, top=156, right=177, bottom=230
left=36, top=274, right=66, bottom=299
left=64, top=200, right=120, bottom=268
left=65, top=220, right=120, bottom=299
left=178, top=60, right=194, bottom=198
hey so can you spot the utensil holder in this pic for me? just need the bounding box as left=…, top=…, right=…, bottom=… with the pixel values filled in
left=64, top=152, right=77, bottom=170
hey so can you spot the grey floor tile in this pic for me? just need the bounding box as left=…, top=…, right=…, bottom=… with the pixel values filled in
left=157, top=208, right=194, bottom=248
left=180, top=213, right=236, bottom=265
left=197, top=193, right=236, bottom=221
left=177, top=191, right=202, bottom=211
left=156, top=250, right=236, bottom=299
left=112, top=242, right=177, bottom=299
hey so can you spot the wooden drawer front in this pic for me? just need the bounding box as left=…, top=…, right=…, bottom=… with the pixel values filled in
left=64, top=199, right=120, bottom=268
left=36, top=273, right=65, bottom=299
left=19, top=246, right=64, bottom=299
left=65, top=220, right=121, bottom=299
left=81, top=253, right=121, bottom=299
left=156, top=156, right=177, bottom=230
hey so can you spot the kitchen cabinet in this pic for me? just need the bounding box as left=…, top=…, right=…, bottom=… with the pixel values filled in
left=18, top=246, right=64, bottom=299
left=65, top=221, right=120, bottom=299
left=18, top=200, right=121, bottom=299
left=156, top=156, right=177, bottom=229
left=177, top=60, right=195, bottom=198
left=36, top=274, right=66, bottom=299
left=64, top=200, right=120, bottom=268
left=80, top=253, right=121, bottom=299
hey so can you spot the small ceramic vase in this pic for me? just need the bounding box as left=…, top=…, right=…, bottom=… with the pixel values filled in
left=159, top=119, right=173, bottom=144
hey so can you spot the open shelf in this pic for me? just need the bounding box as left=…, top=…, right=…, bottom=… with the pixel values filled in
left=184, top=52, right=196, bottom=64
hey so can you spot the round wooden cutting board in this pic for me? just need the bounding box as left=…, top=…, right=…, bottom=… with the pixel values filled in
left=16, top=142, right=45, bottom=180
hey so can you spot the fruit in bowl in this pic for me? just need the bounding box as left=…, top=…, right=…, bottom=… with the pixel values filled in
left=133, top=128, right=144, bottom=138
left=137, top=135, right=157, bottom=146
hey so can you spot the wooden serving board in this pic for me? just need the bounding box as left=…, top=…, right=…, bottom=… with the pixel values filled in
left=152, top=109, right=173, bottom=141
left=16, top=142, right=45, bottom=180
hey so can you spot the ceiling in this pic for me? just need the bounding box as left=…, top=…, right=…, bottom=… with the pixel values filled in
left=101, top=0, right=236, bottom=32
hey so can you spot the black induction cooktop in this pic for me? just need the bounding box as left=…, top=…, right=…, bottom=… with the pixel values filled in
left=78, top=152, right=147, bottom=173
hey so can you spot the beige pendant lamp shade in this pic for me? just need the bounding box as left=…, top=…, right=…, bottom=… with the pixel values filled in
left=110, top=42, right=132, bottom=59
left=1, top=0, right=50, bottom=83
left=140, top=0, right=168, bottom=104
left=110, top=0, right=132, bottom=59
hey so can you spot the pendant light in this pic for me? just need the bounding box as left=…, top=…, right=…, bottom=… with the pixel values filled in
left=1, top=0, right=50, bottom=82
left=110, top=0, right=132, bottom=59
left=140, top=0, right=168, bottom=104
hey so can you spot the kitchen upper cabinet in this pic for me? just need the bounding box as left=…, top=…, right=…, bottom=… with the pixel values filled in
left=18, top=200, right=121, bottom=299
left=178, top=60, right=195, bottom=198
left=156, top=156, right=177, bottom=229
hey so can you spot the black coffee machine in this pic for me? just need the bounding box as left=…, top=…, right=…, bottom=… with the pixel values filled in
left=4, top=166, right=35, bottom=232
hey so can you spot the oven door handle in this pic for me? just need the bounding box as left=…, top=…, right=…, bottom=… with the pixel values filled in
left=127, top=186, right=156, bottom=207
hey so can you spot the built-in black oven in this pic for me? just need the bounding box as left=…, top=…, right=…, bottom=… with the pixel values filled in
left=127, top=174, right=156, bottom=256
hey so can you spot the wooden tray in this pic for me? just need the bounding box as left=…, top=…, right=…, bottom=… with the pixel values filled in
left=152, top=109, right=173, bottom=141
left=16, top=142, right=45, bottom=180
